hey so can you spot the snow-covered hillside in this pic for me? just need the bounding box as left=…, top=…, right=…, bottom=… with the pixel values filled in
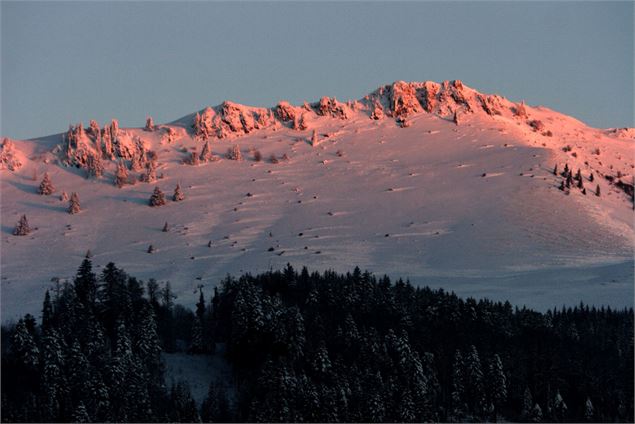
left=2, top=80, right=633, bottom=320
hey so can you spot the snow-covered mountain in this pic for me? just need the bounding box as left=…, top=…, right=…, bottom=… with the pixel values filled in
left=2, top=80, right=633, bottom=320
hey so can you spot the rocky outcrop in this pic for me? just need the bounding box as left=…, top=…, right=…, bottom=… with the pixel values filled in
left=0, top=138, right=23, bottom=171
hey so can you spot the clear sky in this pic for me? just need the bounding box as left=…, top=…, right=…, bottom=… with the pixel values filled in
left=1, top=1, right=633, bottom=140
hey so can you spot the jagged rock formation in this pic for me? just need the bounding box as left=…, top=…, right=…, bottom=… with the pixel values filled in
left=0, top=138, right=23, bottom=171
left=8, top=79, right=625, bottom=180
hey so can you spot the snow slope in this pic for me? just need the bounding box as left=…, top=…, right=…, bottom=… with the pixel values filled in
left=1, top=80, right=633, bottom=320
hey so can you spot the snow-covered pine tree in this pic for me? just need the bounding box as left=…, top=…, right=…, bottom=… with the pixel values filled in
left=149, top=186, right=166, bottom=206
left=115, top=160, right=128, bottom=188
left=68, top=192, right=81, bottom=214
left=72, top=401, right=90, bottom=423
left=269, top=154, right=279, bottom=164
left=521, top=388, right=534, bottom=420
left=584, top=397, right=594, bottom=422
left=553, top=390, right=568, bottom=422
left=227, top=145, right=243, bottom=161
left=86, top=153, right=104, bottom=178
left=172, top=183, right=185, bottom=202
left=38, top=173, right=55, bottom=195
left=311, top=129, right=318, bottom=146
left=143, top=159, right=157, bottom=183
left=11, top=319, right=39, bottom=368
left=60, top=191, right=69, bottom=202
left=515, top=101, right=528, bottom=118
left=13, top=214, right=30, bottom=236
left=145, top=116, right=154, bottom=131
left=487, top=354, right=507, bottom=418
left=530, top=403, right=543, bottom=423
left=198, top=140, right=211, bottom=162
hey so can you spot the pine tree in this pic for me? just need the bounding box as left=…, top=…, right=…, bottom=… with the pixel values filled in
left=74, top=258, right=97, bottom=307
left=521, top=388, right=534, bottom=420
left=189, top=150, right=200, bottom=166
left=13, top=214, right=30, bottom=236
left=595, top=185, right=600, bottom=196
left=145, top=116, right=154, bottom=131
left=530, top=403, right=543, bottom=423
left=584, top=397, right=594, bottom=422
left=589, top=172, right=594, bottom=182
left=516, top=101, right=528, bottom=118
left=38, top=172, right=55, bottom=195
left=577, top=176, right=584, bottom=189
left=172, top=184, right=185, bottom=202
left=465, top=345, right=485, bottom=416
left=553, top=164, right=558, bottom=175
left=162, top=222, right=169, bottom=232
left=453, top=110, right=460, bottom=125
left=311, top=129, right=318, bottom=146
left=60, top=191, right=69, bottom=202
left=87, top=153, right=104, bottom=178
left=487, top=354, right=507, bottom=420
left=42, top=290, right=54, bottom=331
left=200, top=139, right=214, bottom=162
left=553, top=390, right=567, bottom=422
left=149, top=186, right=166, bottom=206
left=41, top=328, right=66, bottom=421
left=201, top=381, right=231, bottom=423
left=451, top=350, right=466, bottom=419
left=11, top=319, right=39, bottom=368
left=575, top=169, right=582, bottom=181
left=143, top=160, right=157, bottom=183
left=147, top=244, right=155, bottom=254
left=68, top=192, right=81, bottom=214
left=227, top=145, right=243, bottom=161
left=72, top=401, right=90, bottom=423
left=559, top=181, right=566, bottom=191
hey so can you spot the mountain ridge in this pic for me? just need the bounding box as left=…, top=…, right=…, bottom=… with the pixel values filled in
left=1, top=80, right=633, bottom=321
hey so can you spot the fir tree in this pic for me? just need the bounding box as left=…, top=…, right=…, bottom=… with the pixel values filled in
left=311, top=129, right=319, bottom=146
left=10, top=319, right=39, bottom=369
left=589, top=172, right=594, bottom=182
left=68, top=192, right=81, bottom=214
left=114, top=160, right=128, bottom=188
left=521, top=388, right=534, bottom=420
left=72, top=401, right=90, bottom=423
left=172, top=184, right=185, bottom=202
left=162, top=222, right=169, bottom=232
left=487, top=354, right=507, bottom=420
left=199, top=139, right=214, bottom=162
left=227, top=145, right=243, bottom=161
left=595, top=184, right=601, bottom=196
left=42, top=290, right=54, bottom=331
left=584, top=397, right=594, bottom=422
left=13, top=214, right=30, bottom=236
left=553, top=164, right=558, bottom=176
left=38, top=172, right=55, bottom=195
left=145, top=116, right=154, bottom=131
left=149, top=186, right=166, bottom=206
left=530, top=403, right=543, bottom=423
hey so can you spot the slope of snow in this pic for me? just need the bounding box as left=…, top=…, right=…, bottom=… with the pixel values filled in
left=1, top=81, right=633, bottom=320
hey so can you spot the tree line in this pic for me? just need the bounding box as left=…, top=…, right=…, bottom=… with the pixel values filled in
left=1, top=261, right=633, bottom=422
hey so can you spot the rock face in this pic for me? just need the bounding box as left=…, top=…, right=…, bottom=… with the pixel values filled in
left=0, top=138, right=23, bottom=171
left=3, top=79, right=570, bottom=174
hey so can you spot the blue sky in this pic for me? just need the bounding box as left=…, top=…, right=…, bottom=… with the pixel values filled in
left=2, top=1, right=633, bottom=139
